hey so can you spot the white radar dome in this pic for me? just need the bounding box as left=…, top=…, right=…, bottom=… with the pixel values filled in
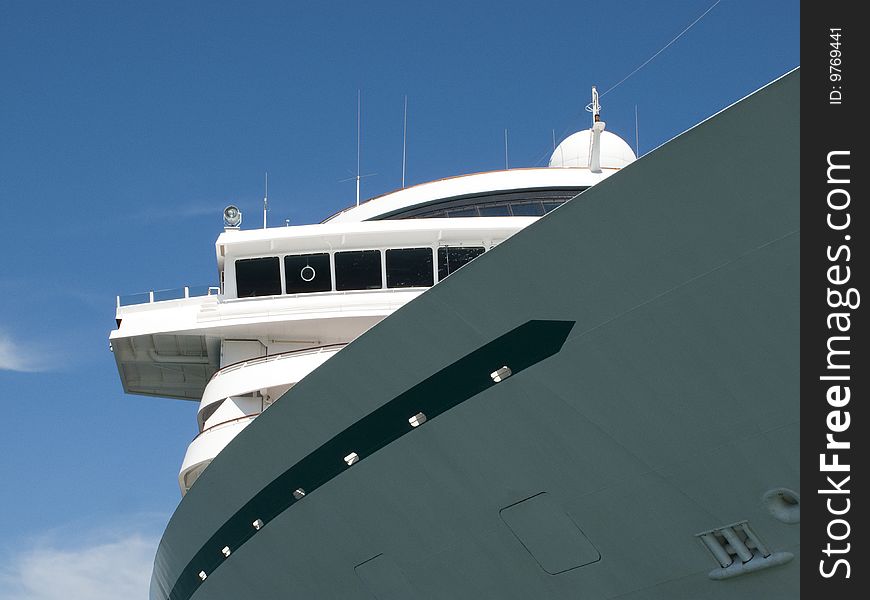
left=549, top=129, right=636, bottom=169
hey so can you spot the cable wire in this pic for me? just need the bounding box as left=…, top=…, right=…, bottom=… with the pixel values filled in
left=532, top=0, right=723, bottom=165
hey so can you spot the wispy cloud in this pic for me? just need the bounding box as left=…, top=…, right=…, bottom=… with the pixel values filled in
left=0, top=527, right=157, bottom=600
left=0, top=331, right=44, bottom=373
left=126, top=202, right=219, bottom=223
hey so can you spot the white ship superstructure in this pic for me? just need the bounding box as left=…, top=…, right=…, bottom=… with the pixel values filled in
left=109, top=72, right=800, bottom=600
left=110, top=119, right=637, bottom=494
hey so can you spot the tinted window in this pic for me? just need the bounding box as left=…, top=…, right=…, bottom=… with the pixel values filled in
left=335, top=250, right=382, bottom=290
left=285, top=253, right=331, bottom=294
left=448, top=207, right=479, bottom=217
left=378, top=188, right=585, bottom=220
left=479, top=204, right=511, bottom=217
left=510, top=201, right=545, bottom=216
left=236, top=257, right=281, bottom=297
left=542, top=201, right=563, bottom=214
left=386, top=248, right=433, bottom=288
left=437, top=246, right=485, bottom=280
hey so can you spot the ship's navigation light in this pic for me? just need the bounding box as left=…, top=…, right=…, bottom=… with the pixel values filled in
left=221, top=546, right=231, bottom=558
left=198, top=571, right=208, bottom=581
left=491, top=366, right=512, bottom=383
left=252, top=518, right=264, bottom=530
left=223, top=205, right=242, bottom=228
left=293, top=488, right=306, bottom=499
left=344, top=452, right=360, bottom=466
left=409, top=412, right=427, bottom=427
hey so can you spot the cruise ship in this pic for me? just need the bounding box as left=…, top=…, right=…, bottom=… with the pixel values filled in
left=110, top=70, right=799, bottom=599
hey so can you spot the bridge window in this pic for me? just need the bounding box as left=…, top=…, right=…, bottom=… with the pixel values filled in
left=438, top=246, right=485, bottom=280
left=479, top=204, right=512, bottom=217
left=386, top=248, right=433, bottom=288
left=285, top=253, right=332, bottom=294
left=510, top=201, right=546, bottom=216
left=335, top=250, right=382, bottom=290
left=235, top=257, right=281, bottom=297
left=371, top=188, right=584, bottom=220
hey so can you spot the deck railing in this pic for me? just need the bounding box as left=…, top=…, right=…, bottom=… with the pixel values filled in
left=194, top=413, right=260, bottom=441
left=211, top=343, right=347, bottom=381
left=116, top=285, right=221, bottom=307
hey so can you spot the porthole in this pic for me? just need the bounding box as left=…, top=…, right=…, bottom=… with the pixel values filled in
left=300, top=265, right=316, bottom=282
left=762, top=488, right=800, bottom=524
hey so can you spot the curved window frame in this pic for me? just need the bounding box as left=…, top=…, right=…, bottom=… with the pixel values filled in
left=373, top=187, right=585, bottom=220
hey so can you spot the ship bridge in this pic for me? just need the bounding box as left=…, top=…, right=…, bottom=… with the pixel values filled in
left=110, top=132, right=634, bottom=493
left=111, top=216, right=542, bottom=492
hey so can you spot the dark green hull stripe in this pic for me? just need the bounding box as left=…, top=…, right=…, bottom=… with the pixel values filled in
left=165, top=319, right=574, bottom=600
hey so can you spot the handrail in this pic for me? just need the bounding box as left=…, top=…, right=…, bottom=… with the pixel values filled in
left=193, top=413, right=259, bottom=441
left=220, top=286, right=427, bottom=304
left=210, top=343, right=347, bottom=381
left=116, top=285, right=221, bottom=308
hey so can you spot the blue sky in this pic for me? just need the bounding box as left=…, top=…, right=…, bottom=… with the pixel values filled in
left=0, top=1, right=797, bottom=597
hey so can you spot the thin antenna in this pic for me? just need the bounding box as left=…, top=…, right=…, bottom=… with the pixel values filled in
left=504, top=129, right=509, bottom=170
left=263, top=171, right=268, bottom=229
left=402, top=95, right=408, bottom=188
left=356, top=89, right=361, bottom=206
left=634, top=104, right=640, bottom=156
left=552, top=129, right=556, bottom=151
left=342, top=91, right=376, bottom=202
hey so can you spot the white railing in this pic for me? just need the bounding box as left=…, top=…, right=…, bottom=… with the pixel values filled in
left=116, top=285, right=221, bottom=308
left=194, top=413, right=259, bottom=441
left=220, top=286, right=429, bottom=304
left=212, top=343, right=347, bottom=381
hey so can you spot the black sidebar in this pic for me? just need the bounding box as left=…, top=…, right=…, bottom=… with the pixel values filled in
left=802, top=2, right=866, bottom=597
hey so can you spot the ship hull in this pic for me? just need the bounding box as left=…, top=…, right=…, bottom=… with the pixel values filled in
left=152, top=70, right=799, bottom=599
